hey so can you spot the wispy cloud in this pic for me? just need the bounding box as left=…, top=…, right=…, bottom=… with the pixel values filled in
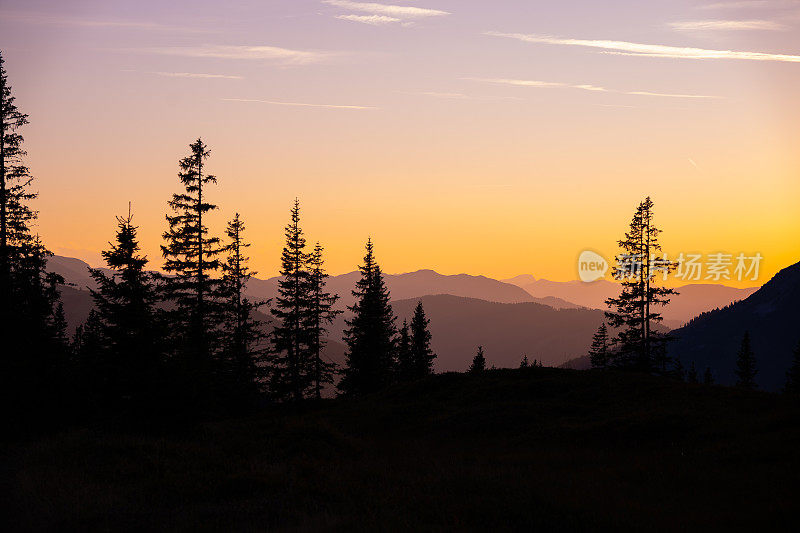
left=323, top=1, right=450, bottom=18
left=222, top=98, right=377, bottom=110
left=485, top=31, right=800, bottom=63
left=466, top=78, right=720, bottom=99
left=0, top=10, right=214, bottom=33
left=698, top=1, right=795, bottom=9
left=144, top=45, right=332, bottom=65
left=336, top=14, right=401, bottom=25
left=669, top=19, right=786, bottom=31
left=153, top=72, right=243, bottom=79
left=403, top=91, right=522, bottom=101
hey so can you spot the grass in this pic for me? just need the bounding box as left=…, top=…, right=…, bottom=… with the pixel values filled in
left=3, top=368, right=800, bottom=531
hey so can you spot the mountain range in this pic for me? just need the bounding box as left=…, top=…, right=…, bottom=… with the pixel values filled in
left=503, top=275, right=758, bottom=329
left=47, top=255, right=766, bottom=371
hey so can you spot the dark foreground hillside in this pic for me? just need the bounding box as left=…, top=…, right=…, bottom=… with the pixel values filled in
left=3, top=369, right=800, bottom=531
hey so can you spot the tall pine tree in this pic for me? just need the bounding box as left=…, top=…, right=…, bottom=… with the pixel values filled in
left=1, top=51, right=64, bottom=406
left=605, top=197, right=676, bottom=371
left=588, top=322, right=610, bottom=369
left=396, top=319, right=413, bottom=381
left=219, top=213, right=265, bottom=399
left=409, top=301, right=436, bottom=378
left=735, top=331, right=757, bottom=390
left=161, top=138, right=223, bottom=392
left=270, top=200, right=312, bottom=401
left=339, top=239, right=397, bottom=396
left=89, top=208, right=163, bottom=403
left=305, top=242, right=341, bottom=400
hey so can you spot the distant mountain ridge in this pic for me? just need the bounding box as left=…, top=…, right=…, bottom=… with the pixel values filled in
left=503, top=275, right=758, bottom=329
left=46, top=255, right=578, bottom=310
left=391, top=294, right=605, bottom=371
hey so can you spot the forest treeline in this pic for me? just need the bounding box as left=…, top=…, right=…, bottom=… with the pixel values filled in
left=1, top=52, right=440, bottom=419
left=3, top=50, right=800, bottom=423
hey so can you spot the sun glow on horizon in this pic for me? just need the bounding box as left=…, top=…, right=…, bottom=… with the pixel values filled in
left=1, top=0, right=797, bottom=288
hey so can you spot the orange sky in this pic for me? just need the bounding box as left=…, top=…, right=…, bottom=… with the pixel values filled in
left=2, top=0, right=798, bottom=286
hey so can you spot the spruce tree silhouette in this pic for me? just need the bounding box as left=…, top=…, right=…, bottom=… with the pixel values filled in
left=520, top=355, right=530, bottom=369
left=784, top=342, right=800, bottom=395
left=396, top=319, right=413, bottom=381
left=161, top=138, right=223, bottom=400
left=605, top=197, right=676, bottom=371
left=270, top=199, right=313, bottom=401
left=588, top=322, right=610, bottom=369
left=703, top=367, right=714, bottom=385
left=306, top=242, right=341, bottom=399
left=673, top=357, right=685, bottom=382
left=469, top=346, right=486, bottom=373
left=88, top=208, right=163, bottom=406
left=339, top=239, right=397, bottom=396
left=410, top=301, right=436, bottom=378
left=735, top=331, right=758, bottom=390
left=1, top=51, right=65, bottom=412
left=687, top=362, right=699, bottom=384
left=219, top=213, right=266, bottom=401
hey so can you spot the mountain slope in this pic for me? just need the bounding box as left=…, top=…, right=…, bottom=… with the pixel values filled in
left=668, top=261, right=800, bottom=390
left=504, top=276, right=758, bottom=328
left=391, top=294, right=606, bottom=370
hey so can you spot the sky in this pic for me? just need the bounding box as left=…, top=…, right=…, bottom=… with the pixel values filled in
left=1, top=0, right=798, bottom=286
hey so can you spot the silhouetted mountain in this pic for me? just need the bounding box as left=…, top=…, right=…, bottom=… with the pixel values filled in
left=263, top=269, right=578, bottom=310
left=47, top=255, right=99, bottom=291
left=391, top=294, right=606, bottom=370
left=48, top=255, right=578, bottom=316
left=504, top=275, right=758, bottom=328
left=668, top=261, right=800, bottom=390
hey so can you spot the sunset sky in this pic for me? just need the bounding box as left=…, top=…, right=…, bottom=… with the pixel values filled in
left=1, top=0, right=798, bottom=286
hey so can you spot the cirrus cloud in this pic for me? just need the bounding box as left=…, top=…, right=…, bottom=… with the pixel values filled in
left=143, top=44, right=333, bottom=65
left=668, top=19, right=786, bottom=31
left=335, top=14, right=401, bottom=25
left=466, top=77, right=720, bottom=99
left=222, top=98, right=377, bottom=110
left=323, top=0, right=450, bottom=18
left=485, top=31, right=800, bottom=63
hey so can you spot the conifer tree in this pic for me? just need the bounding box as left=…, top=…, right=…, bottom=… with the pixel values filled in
left=409, top=301, right=436, bottom=378
left=605, top=197, right=676, bottom=371
left=703, top=367, right=714, bottom=385
left=520, top=355, right=530, bottom=369
left=784, top=342, right=800, bottom=395
left=218, top=213, right=265, bottom=399
left=469, top=346, right=486, bottom=373
left=1, top=53, right=64, bottom=401
left=269, top=200, right=313, bottom=401
left=673, top=357, right=685, bottom=382
left=90, top=209, right=163, bottom=402
left=305, top=242, right=341, bottom=399
left=0, top=51, right=34, bottom=305
left=396, top=320, right=413, bottom=381
left=72, top=309, right=107, bottom=400
left=339, top=239, right=397, bottom=395
left=588, top=322, right=610, bottom=369
left=161, top=138, right=223, bottom=371
left=735, top=331, right=757, bottom=390
left=687, top=361, right=699, bottom=384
